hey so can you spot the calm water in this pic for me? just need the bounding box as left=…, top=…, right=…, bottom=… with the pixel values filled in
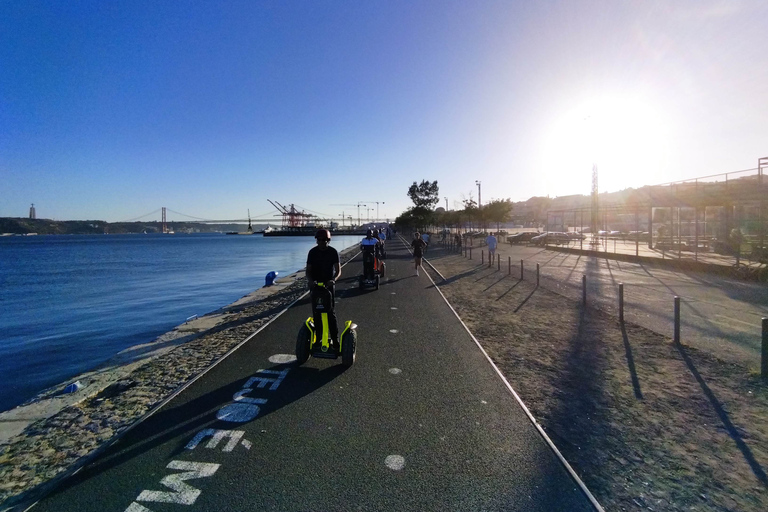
left=0, top=233, right=362, bottom=412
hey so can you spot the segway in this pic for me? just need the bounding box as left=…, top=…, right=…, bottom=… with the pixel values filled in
left=296, top=282, right=357, bottom=366
left=358, top=250, right=380, bottom=290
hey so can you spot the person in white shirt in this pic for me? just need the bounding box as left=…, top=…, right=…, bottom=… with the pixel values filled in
left=486, top=232, right=498, bottom=264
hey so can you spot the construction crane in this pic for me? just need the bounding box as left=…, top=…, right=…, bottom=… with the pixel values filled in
left=330, top=202, right=368, bottom=226
left=267, top=200, right=315, bottom=228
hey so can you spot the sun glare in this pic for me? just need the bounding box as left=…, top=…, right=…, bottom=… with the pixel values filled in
left=540, top=96, right=671, bottom=197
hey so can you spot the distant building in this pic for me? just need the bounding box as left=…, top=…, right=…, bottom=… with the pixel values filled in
left=29, top=203, right=36, bottom=219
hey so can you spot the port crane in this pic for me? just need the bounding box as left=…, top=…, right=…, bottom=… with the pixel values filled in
left=267, top=200, right=315, bottom=228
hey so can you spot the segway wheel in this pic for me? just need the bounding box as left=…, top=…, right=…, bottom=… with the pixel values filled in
left=341, top=328, right=357, bottom=367
left=375, top=275, right=380, bottom=290
left=296, top=324, right=311, bottom=365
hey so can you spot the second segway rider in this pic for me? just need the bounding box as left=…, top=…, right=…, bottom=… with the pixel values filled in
left=360, top=229, right=379, bottom=280
left=306, top=229, right=341, bottom=345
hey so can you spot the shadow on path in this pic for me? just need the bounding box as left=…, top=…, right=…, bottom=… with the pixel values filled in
left=674, top=342, right=768, bottom=487
left=620, top=322, right=643, bottom=400
left=43, top=362, right=348, bottom=500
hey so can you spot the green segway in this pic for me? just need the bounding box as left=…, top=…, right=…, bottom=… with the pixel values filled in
left=296, top=282, right=357, bottom=366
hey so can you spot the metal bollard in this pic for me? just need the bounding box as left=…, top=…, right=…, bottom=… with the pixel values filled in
left=536, top=263, right=540, bottom=286
left=470, top=247, right=472, bottom=260
left=619, top=283, right=624, bottom=323
left=508, top=256, right=511, bottom=275
left=481, top=250, right=484, bottom=264
left=674, top=296, right=680, bottom=344
left=762, top=318, right=768, bottom=379
left=582, top=274, right=586, bottom=306
left=497, top=254, right=501, bottom=271
left=520, top=259, right=524, bottom=280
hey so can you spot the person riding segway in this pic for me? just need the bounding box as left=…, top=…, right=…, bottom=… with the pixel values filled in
left=359, top=229, right=380, bottom=289
left=298, top=229, right=357, bottom=366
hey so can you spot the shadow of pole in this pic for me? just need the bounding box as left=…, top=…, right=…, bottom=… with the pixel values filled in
left=674, top=342, right=768, bottom=486
left=620, top=322, right=643, bottom=400
left=513, top=288, right=537, bottom=313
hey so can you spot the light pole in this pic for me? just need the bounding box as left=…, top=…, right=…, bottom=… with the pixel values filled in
left=369, top=201, right=384, bottom=221
left=356, top=202, right=367, bottom=226
left=476, top=180, right=482, bottom=232
left=445, top=197, right=448, bottom=210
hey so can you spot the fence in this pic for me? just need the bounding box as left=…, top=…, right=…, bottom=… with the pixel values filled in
left=439, top=237, right=768, bottom=376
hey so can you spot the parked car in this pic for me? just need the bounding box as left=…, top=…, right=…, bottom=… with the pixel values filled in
left=507, top=231, right=540, bottom=244
left=531, top=232, right=571, bottom=246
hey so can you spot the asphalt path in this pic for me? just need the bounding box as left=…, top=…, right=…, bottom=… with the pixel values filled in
left=482, top=243, right=768, bottom=365
left=28, top=240, right=598, bottom=512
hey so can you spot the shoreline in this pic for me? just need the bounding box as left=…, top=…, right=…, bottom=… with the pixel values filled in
left=0, top=245, right=360, bottom=510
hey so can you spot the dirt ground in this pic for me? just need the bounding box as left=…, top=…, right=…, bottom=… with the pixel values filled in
left=423, top=244, right=768, bottom=511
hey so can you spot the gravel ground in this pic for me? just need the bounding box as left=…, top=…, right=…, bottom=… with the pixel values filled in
left=423, top=245, right=768, bottom=512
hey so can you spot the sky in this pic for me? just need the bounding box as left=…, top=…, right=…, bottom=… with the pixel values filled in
left=2, top=0, right=767, bottom=224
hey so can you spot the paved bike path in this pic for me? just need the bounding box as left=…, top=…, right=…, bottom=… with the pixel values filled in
left=30, top=240, right=598, bottom=512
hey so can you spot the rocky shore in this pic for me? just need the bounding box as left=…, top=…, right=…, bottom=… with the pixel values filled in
left=0, top=246, right=359, bottom=511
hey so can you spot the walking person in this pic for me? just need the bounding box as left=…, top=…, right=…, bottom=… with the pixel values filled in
left=411, top=232, right=427, bottom=276
left=486, top=232, right=498, bottom=264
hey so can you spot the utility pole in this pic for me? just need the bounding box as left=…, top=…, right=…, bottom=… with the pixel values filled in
left=445, top=197, right=448, bottom=210
left=476, top=180, right=482, bottom=232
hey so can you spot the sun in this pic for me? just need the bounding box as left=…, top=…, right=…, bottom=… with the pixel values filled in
left=540, top=95, right=672, bottom=197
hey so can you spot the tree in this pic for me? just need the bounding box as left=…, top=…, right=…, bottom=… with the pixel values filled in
left=408, top=180, right=440, bottom=209
left=484, top=198, right=514, bottom=232
left=394, top=206, right=433, bottom=233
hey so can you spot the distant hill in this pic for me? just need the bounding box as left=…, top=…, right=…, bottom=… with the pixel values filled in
left=0, top=218, right=262, bottom=235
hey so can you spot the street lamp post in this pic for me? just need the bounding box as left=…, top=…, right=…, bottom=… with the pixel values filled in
left=445, top=197, right=448, bottom=210
left=375, top=201, right=384, bottom=221
left=476, top=180, right=482, bottom=232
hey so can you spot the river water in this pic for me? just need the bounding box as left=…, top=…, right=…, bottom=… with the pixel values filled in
left=0, top=233, right=362, bottom=412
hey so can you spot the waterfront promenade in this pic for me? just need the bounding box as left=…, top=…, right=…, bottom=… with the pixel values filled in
left=10, top=240, right=599, bottom=511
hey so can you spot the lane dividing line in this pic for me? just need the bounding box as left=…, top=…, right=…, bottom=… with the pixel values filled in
left=396, top=234, right=446, bottom=281
left=416, top=238, right=606, bottom=512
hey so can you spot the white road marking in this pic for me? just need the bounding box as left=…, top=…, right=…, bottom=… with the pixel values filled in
left=389, top=368, right=402, bottom=374
left=714, top=314, right=760, bottom=331
left=185, top=429, right=245, bottom=452
left=136, top=461, right=220, bottom=505
left=246, top=368, right=291, bottom=391
left=216, top=402, right=263, bottom=422
left=125, top=503, right=151, bottom=512
left=269, top=353, right=297, bottom=364
left=390, top=307, right=398, bottom=310
left=384, top=455, right=406, bottom=471
left=389, top=329, right=398, bottom=334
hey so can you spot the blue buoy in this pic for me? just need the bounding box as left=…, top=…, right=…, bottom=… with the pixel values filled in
left=265, top=271, right=278, bottom=286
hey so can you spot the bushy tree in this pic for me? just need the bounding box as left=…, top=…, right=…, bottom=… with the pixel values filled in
left=484, top=198, right=513, bottom=232
left=408, top=180, right=440, bottom=209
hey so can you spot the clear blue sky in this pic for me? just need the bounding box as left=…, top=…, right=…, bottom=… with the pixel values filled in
left=2, top=1, right=767, bottom=223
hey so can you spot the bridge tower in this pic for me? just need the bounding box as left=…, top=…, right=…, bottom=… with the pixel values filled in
left=162, top=207, right=168, bottom=234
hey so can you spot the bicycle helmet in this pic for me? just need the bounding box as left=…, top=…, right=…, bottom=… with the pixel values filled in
left=315, top=229, right=331, bottom=241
